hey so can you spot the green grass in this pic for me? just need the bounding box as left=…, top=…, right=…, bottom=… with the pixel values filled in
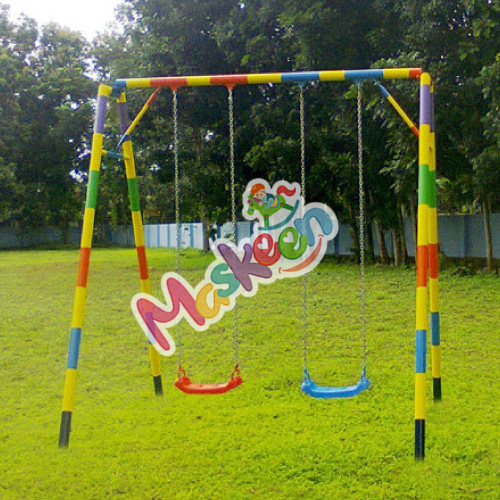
left=1, top=248, right=499, bottom=499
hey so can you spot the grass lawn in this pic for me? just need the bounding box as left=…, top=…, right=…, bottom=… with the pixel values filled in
left=0, top=248, right=499, bottom=499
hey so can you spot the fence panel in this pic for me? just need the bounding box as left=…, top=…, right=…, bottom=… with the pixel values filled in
left=1, top=215, right=499, bottom=260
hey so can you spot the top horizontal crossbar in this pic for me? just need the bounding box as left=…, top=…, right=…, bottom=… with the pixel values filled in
left=113, top=68, right=422, bottom=93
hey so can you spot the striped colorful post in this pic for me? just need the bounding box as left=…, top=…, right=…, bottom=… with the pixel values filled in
left=415, top=73, right=433, bottom=459
left=117, top=92, right=163, bottom=395
left=59, top=84, right=112, bottom=448
left=375, top=82, right=419, bottom=137
left=427, top=84, right=441, bottom=401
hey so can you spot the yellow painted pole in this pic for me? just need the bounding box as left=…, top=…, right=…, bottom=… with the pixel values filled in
left=375, top=82, right=419, bottom=137
left=59, top=84, right=112, bottom=448
left=415, top=72, right=432, bottom=459
left=117, top=92, right=163, bottom=394
left=427, top=83, right=441, bottom=401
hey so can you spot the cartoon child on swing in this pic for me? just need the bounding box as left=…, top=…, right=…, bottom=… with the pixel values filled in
left=246, top=180, right=299, bottom=228
left=249, top=183, right=273, bottom=206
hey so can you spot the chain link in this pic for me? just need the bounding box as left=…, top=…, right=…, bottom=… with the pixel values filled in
left=172, top=90, right=183, bottom=365
left=299, top=86, right=309, bottom=371
left=357, top=83, right=368, bottom=374
left=300, top=86, right=306, bottom=202
left=229, top=89, right=237, bottom=244
left=228, top=88, right=240, bottom=366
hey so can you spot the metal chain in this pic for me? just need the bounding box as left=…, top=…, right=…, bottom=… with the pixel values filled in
left=228, top=87, right=240, bottom=366
left=300, top=86, right=306, bottom=202
left=357, top=83, right=368, bottom=374
left=173, top=89, right=183, bottom=365
left=229, top=88, right=237, bottom=247
left=299, top=86, right=309, bottom=371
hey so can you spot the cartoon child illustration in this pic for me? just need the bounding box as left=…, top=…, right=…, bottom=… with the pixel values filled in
left=250, top=183, right=271, bottom=206
left=247, top=182, right=298, bottom=228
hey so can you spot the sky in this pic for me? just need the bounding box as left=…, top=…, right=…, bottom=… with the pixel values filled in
left=8, top=0, right=122, bottom=39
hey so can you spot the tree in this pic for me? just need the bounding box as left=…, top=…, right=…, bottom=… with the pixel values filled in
left=0, top=5, right=95, bottom=229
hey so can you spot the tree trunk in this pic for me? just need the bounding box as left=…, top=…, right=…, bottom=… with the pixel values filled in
left=201, top=216, right=211, bottom=252
left=125, top=224, right=130, bottom=247
left=374, top=219, right=389, bottom=265
left=482, top=194, right=494, bottom=272
left=62, top=225, right=70, bottom=245
left=366, top=221, right=375, bottom=263
left=399, top=203, right=409, bottom=265
left=348, top=206, right=359, bottom=264
left=194, top=127, right=202, bottom=167
left=392, top=228, right=400, bottom=266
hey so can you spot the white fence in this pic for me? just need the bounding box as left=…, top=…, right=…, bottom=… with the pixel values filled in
left=1, top=214, right=499, bottom=260
left=143, top=223, right=205, bottom=249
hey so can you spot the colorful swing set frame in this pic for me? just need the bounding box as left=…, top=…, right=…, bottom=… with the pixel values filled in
left=59, top=67, right=440, bottom=461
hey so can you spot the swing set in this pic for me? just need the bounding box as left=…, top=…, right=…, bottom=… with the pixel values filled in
left=171, top=87, right=243, bottom=395
left=59, top=68, right=441, bottom=461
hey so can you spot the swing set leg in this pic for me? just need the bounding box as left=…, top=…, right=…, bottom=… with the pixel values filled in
left=150, top=347, right=163, bottom=395
left=415, top=420, right=425, bottom=459
left=117, top=93, right=164, bottom=399
left=153, top=376, right=163, bottom=395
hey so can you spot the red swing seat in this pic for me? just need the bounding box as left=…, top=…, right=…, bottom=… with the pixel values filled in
left=174, top=365, right=243, bottom=395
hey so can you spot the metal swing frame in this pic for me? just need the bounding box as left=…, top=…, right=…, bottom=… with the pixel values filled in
left=59, top=68, right=440, bottom=461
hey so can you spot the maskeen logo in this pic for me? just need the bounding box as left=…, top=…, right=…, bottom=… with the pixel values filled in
left=131, top=179, right=339, bottom=356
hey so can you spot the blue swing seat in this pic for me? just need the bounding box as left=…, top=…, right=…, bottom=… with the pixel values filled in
left=301, top=369, right=370, bottom=399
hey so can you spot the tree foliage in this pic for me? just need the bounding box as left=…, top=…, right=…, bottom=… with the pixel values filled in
left=0, top=4, right=95, bottom=227
left=1, top=0, right=499, bottom=259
